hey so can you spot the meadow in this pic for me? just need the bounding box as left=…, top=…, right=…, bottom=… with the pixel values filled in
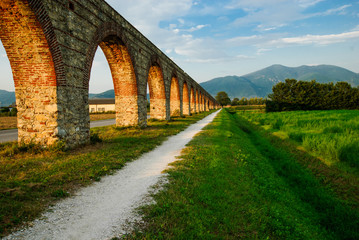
left=240, top=110, right=359, bottom=168
left=123, top=108, right=359, bottom=239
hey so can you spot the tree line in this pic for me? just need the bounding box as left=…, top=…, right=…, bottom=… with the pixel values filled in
left=266, top=79, right=359, bottom=112
left=0, top=107, right=17, bottom=117
left=215, top=91, right=266, bottom=106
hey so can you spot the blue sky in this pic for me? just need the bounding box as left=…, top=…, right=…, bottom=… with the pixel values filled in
left=1, top=0, right=358, bottom=93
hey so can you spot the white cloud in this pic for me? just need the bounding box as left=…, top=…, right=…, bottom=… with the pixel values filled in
left=105, top=0, right=193, bottom=37
left=269, top=30, right=359, bottom=46
left=317, top=4, right=352, bottom=16
left=178, top=18, right=185, bottom=25
left=256, top=48, right=272, bottom=55
left=174, top=24, right=210, bottom=33
left=228, top=1, right=352, bottom=33
left=297, top=0, right=325, bottom=8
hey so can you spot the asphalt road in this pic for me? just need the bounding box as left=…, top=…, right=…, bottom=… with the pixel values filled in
left=0, top=119, right=116, bottom=143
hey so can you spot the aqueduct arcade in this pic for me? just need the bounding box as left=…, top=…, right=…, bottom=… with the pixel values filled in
left=0, top=0, right=219, bottom=147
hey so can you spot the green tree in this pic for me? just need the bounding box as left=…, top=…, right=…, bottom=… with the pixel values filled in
left=215, top=91, right=231, bottom=106
left=231, top=98, right=240, bottom=106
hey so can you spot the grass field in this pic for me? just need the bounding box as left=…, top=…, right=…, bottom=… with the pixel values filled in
left=0, top=117, right=17, bottom=130
left=0, top=114, right=116, bottom=131
left=240, top=109, right=359, bottom=168
left=123, top=108, right=359, bottom=239
left=0, top=111, right=214, bottom=236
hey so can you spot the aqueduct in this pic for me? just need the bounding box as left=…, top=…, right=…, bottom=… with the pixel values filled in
left=0, top=0, right=219, bottom=147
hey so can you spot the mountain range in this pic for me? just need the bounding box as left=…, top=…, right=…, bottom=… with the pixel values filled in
left=0, top=90, right=16, bottom=107
left=1, top=64, right=358, bottom=106
left=200, top=64, right=359, bottom=99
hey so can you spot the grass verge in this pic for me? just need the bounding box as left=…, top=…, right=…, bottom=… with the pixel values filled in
left=0, top=114, right=115, bottom=131
left=0, top=117, right=17, bottom=130
left=123, top=108, right=359, bottom=239
left=0, top=111, right=215, bottom=236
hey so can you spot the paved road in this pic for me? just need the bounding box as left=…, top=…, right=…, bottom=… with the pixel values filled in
left=0, top=119, right=116, bottom=143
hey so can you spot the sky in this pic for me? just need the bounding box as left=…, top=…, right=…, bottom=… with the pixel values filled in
left=1, top=0, right=359, bottom=93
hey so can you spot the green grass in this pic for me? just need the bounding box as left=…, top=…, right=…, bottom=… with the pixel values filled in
left=123, top=108, right=359, bottom=239
left=240, top=110, right=359, bottom=167
left=0, top=111, right=215, bottom=236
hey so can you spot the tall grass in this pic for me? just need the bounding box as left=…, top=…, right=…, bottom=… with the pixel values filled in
left=240, top=110, right=359, bottom=168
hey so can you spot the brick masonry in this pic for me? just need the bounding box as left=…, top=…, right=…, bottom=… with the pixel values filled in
left=0, top=0, right=220, bottom=147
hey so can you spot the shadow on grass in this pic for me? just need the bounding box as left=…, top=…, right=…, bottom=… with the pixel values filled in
left=230, top=111, right=359, bottom=239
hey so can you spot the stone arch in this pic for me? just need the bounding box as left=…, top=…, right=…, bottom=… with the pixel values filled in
left=170, top=71, right=180, bottom=116
left=0, top=0, right=64, bottom=145
left=182, top=81, right=190, bottom=115
left=85, top=22, right=138, bottom=127
left=147, top=56, right=166, bottom=120
left=190, top=87, right=195, bottom=113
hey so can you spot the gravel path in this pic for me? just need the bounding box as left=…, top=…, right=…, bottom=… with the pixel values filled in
left=5, top=110, right=220, bottom=240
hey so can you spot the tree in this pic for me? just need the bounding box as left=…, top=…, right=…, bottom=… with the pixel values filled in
left=215, top=91, right=231, bottom=106
left=267, top=79, right=359, bottom=112
left=231, top=98, right=240, bottom=106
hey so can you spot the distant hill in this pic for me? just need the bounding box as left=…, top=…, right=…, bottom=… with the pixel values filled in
left=200, top=65, right=359, bottom=99
left=0, top=90, right=15, bottom=107
left=89, top=90, right=115, bottom=99
left=89, top=90, right=150, bottom=100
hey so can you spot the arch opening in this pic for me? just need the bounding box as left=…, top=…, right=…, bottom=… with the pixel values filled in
left=90, top=35, right=138, bottom=126
left=148, top=63, right=166, bottom=120
left=0, top=0, right=58, bottom=145
left=170, top=74, right=180, bottom=116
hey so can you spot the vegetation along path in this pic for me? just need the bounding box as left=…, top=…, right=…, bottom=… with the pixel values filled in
left=124, top=108, right=359, bottom=239
left=4, top=110, right=220, bottom=240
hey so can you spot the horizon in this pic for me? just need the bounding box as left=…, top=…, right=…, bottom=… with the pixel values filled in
left=0, top=63, right=358, bottom=94
left=1, top=0, right=359, bottom=93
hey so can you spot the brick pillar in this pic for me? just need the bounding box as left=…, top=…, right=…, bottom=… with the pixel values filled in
left=170, top=76, right=180, bottom=116
left=196, top=90, right=200, bottom=112
left=148, top=64, right=166, bottom=120
left=190, top=87, right=196, bottom=113
left=0, top=0, right=61, bottom=145
left=182, top=82, right=190, bottom=115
